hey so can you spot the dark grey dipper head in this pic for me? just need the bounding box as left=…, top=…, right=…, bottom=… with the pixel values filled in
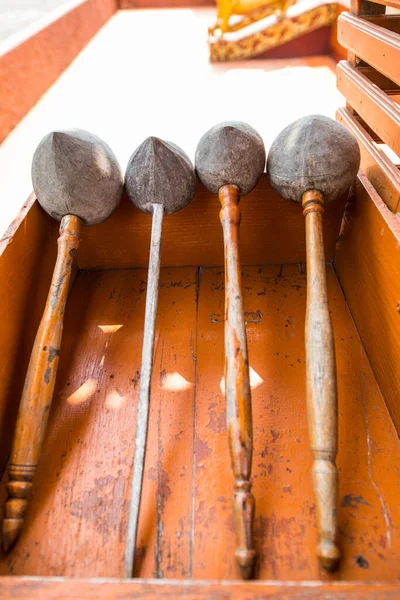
left=125, top=137, right=196, bottom=215
left=31, top=129, right=123, bottom=225
left=195, top=121, right=266, bottom=196
left=267, top=115, right=360, bottom=204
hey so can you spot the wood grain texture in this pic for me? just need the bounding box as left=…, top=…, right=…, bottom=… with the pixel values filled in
left=334, top=171, right=400, bottom=435
left=1, top=577, right=400, bottom=599
left=76, top=177, right=347, bottom=269
left=0, top=0, right=117, bottom=142
left=0, top=267, right=197, bottom=578
left=336, top=61, right=400, bottom=157
left=302, top=192, right=339, bottom=571
left=0, top=264, right=399, bottom=579
left=219, top=185, right=255, bottom=579
left=192, top=265, right=400, bottom=581
left=0, top=196, right=58, bottom=478
left=133, top=266, right=197, bottom=580
left=338, top=13, right=400, bottom=86
left=336, top=106, right=400, bottom=212
left=2, top=216, right=82, bottom=553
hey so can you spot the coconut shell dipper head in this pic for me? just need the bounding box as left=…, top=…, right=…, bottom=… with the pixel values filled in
left=125, top=137, right=196, bottom=215
left=267, top=115, right=360, bottom=204
left=32, top=129, right=123, bottom=225
left=195, top=121, right=266, bottom=196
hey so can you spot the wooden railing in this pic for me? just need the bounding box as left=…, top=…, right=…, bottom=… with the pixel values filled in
left=336, top=0, right=400, bottom=212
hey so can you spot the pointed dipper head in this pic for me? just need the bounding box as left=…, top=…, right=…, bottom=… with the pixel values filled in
left=195, top=121, right=266, bottom=196
left=125, top=137, right=196, bottom=215
left=267, top=115, right=360, bottom=204
left=31, top=129, right=123, bottom=225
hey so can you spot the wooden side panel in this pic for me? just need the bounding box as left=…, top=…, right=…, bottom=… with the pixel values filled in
left=1, top=577, right=400, bottom=599
left=77, top=178, right=347, bottom=269
left=358, top=66, right=400, bottom=94
left=334, top=172, right=400, bottom=435
left=0, top=0, right=117, bottom=142
left=337, top=61, right=400, bottom=157
left=362, top=0, right=400, bottom=8
left=0, top=267, right=197, bottom=577
left=337, top=106, right=400, bottom=212
left=0, top=197, right=57, bottom=477
left=338, top=13, right=400, bottom=85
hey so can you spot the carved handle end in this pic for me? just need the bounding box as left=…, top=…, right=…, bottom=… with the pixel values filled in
left=2, top=465, right=35, bottom=552
left=235, top=547, right=256, bottom=580
left=316, top=538, right=340, bottom=572
left=232, top=481, right=255, bottom=579
left=312, top=456, right=339, bottom=571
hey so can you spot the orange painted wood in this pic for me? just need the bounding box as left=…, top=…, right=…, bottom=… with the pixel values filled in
left=365, top=14, right=400, bottom=32
left=134, top=268, right=197, bottom=579
left=77, top=178, right=347, bottom=269
left=363, top=0, right=400, bottom=9
left=337, top=61, right=400, bottom=156
left=0, top=192, right=400, bottom=581
left=357, top=66, right=400, bottom=94
left=1, top=578, right=400, bottom=599
left=334, top=171, right=400, bottom=435
left=192, top=265, right=400, bottom=581
left=338, top=13, right=400, bottom=86
left=0, top=263, right=399, bottom=580
left=2, top=216, right=83, bottom=553
left=336, top=106, right=400, bottom=212
left=0, top=196, right=58, bottom=477
left=0, top=0, right=117, bottom=142
left=350, top=0, right=385, bottom=15
left=0, top=265, right=399, bottom=579
left=0, top=267, right=197, bottom=578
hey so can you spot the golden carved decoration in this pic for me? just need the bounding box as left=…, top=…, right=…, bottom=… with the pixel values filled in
left=209, top=2, right=338, bottom=62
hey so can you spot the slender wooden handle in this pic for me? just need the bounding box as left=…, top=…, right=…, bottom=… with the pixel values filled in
left=219, top=184, right=255, bottom=580
left=125, top=202, right=164, bottom=577
left=302, top=190, right=339, bottom=571
left=2, top=214, right=82, bottom=552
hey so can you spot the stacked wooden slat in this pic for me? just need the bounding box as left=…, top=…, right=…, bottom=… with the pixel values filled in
left=336, top=0, right=400, bottom=212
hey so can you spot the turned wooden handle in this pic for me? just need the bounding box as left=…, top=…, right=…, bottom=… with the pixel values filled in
left=2, top=214, right=82, bottom=552
left=219, top=184, right=255, bottom=580
left=302, top=190, right=339, bottom=571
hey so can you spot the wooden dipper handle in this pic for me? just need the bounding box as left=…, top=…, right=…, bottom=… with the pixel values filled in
left=219, top=184, right=255, bottom=580
left=2, top=214, right=82, bottom=552
left=302, top=190, right=339, bottom=571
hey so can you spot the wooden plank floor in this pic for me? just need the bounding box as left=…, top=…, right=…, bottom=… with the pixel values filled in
left=1, top=264, right=399, bottom=580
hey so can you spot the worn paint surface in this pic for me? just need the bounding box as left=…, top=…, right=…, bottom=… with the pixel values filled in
left=0, top=265, right=400, bottom=580
left=1, top=577, right=400, bottom=599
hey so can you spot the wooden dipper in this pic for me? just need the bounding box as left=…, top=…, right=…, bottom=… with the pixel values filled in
left=124, top=137, right=196, bottom=577
left=267, top=114, right=360, bottom=571
left=2, top=129, right=123, bottom=553
left=195, top=121, right=266, bottom=580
